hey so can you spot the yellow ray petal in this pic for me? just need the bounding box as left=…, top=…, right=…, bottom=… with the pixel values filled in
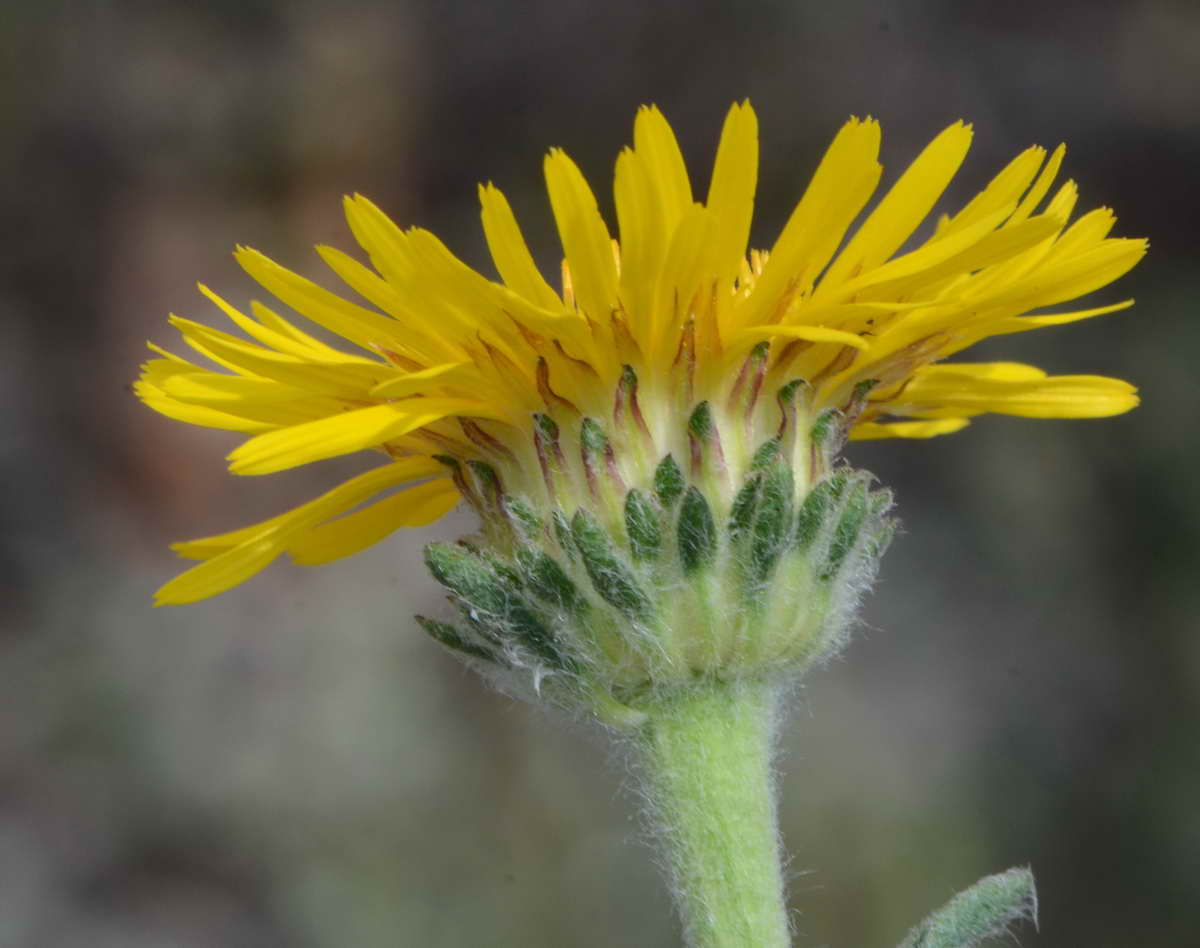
left=648, top=203, right=721, bottom=360
left=821, top=121, right=974, bottom=290
left=138, top=352, right=196, bottom=383
left=785, top=300, right=931, bottom=324
left=145, top=342, right=191, bottom=364
left=705, top=101, right=759, bottom=286
left=159, top=374, right=355, bottom=431
left=136, top=382, right=277, bottom=433
left=914, top=362, right=1048, bottom=382
left=168, top=316, right=391, bottom=398
left=830, top=205, right=1015, bottom=294
left=947, top=299, right=1134, bottom=352
left=1040, top=207, right=1118, bottom=264
left=735, top=117, right=882, bottom=330
left=287, top=478, right=460, bottom=565
left=1007, top=144, right=1065, bottom=225
left=953, top=181, right=1079, bottom=301
left=393, top=229, right=554, bottom=384
left=849, top=418, right=970, bottom=440
left=171, top=458, right=445, bottom=560
left=161, top=371, right=339, bottom=405
left=613, top=145, right=660, bottom=346
left=369, top=361, right=475, bottom=399
left=736, top=324, right=871, bottom=350
left=615, top=107, right=695, bottom=350
left=250, top=300, right=351, bottom=357
left=154, top=537, right=281, bottom=606
left=228, top=398, right=512, bottom=475
left=936, top=145, right=1046, bottom=237
left=479, top=182, right=562, bottom=310
left=544, top=147, right=619, bottom=322
left=967, top=238, right=1148, bottom=313
left=315, top=244, right=468, bottom=364
left=632, top=104, right=692, bottom=223
left=235, top=246, right=409, bottom=353
left=854, top=215, right=1066, bottom=305
left=891, top=365, right=1139, bottom=418
left=197, top=285, right=365, bottom=363
left=156, top=459, right=446, bottom=603
left=341, top=193, right=420, bottom=289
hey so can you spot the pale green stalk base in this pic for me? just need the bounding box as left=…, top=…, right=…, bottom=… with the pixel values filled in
left=635, top=676, right=790, bottom=948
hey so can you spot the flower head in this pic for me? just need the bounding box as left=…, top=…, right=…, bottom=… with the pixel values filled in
left=139, top=102, right=1143, bottom=695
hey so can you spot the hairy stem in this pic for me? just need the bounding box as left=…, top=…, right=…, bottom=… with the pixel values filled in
left=634, top=676, right=790, bottom=948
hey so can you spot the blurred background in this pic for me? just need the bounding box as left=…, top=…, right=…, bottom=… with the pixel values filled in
left=2, top=0, right=1198, bottom=945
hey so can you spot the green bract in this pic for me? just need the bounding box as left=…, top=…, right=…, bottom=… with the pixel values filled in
left=419, top=363, right=895, bottom=721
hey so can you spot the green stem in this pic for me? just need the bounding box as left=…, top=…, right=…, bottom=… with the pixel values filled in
left=635, top=676, right=790, bottom=948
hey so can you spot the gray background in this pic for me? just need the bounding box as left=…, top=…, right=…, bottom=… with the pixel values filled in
left=2, top=1, right=1197, bottom=945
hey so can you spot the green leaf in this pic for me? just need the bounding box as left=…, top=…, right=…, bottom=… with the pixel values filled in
left=897, top=867, right=1037, bottom=948
left=570, top=510, right=653, bottom=620
left=678, top=486, right=717, bottom=574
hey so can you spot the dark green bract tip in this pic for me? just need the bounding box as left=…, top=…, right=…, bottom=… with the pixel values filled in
left=777, top=378, right=807, bottom=404
left=749, top=436, right=782, bottom=471
left=533, top=412, right=560, bottom=440
left=467, top=459, right=502, bottom=494
left=424, top=543, right=568, bottom=668
left=516, top=548, right=589, bottom=617
left=810, top=409, right=839, bottom=446
left=749, top=461, right=794, bottom=585
left=504, top=497, right=542, bottom=536
left=654, top=454, right=686, bottom=506
left=794, top=476, right=839, bottom=550
left=678, top=486, right=717, bottom=574
left=416, top=615, right=501, bottom=664
left=823, top=480, right=870, bottom=580
left=424, top=543, right=506, bottom=614
left=624, top=489, right=663, bottom=562
left=728, top=473, right=763, bottom=541
left=570, top=509, right=653, bottom=621
left=552, top=510, right=576, bottom=560
left=687, top=401, right=715, bottom=440
left=580, top=417, right=609, bottom=456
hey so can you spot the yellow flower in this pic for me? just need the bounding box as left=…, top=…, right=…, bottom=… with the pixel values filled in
left=138, top=102, right=1144, bottom=606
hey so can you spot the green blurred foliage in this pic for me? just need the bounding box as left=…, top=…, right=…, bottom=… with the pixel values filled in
left=1, top=1, right=1197, bottom=945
